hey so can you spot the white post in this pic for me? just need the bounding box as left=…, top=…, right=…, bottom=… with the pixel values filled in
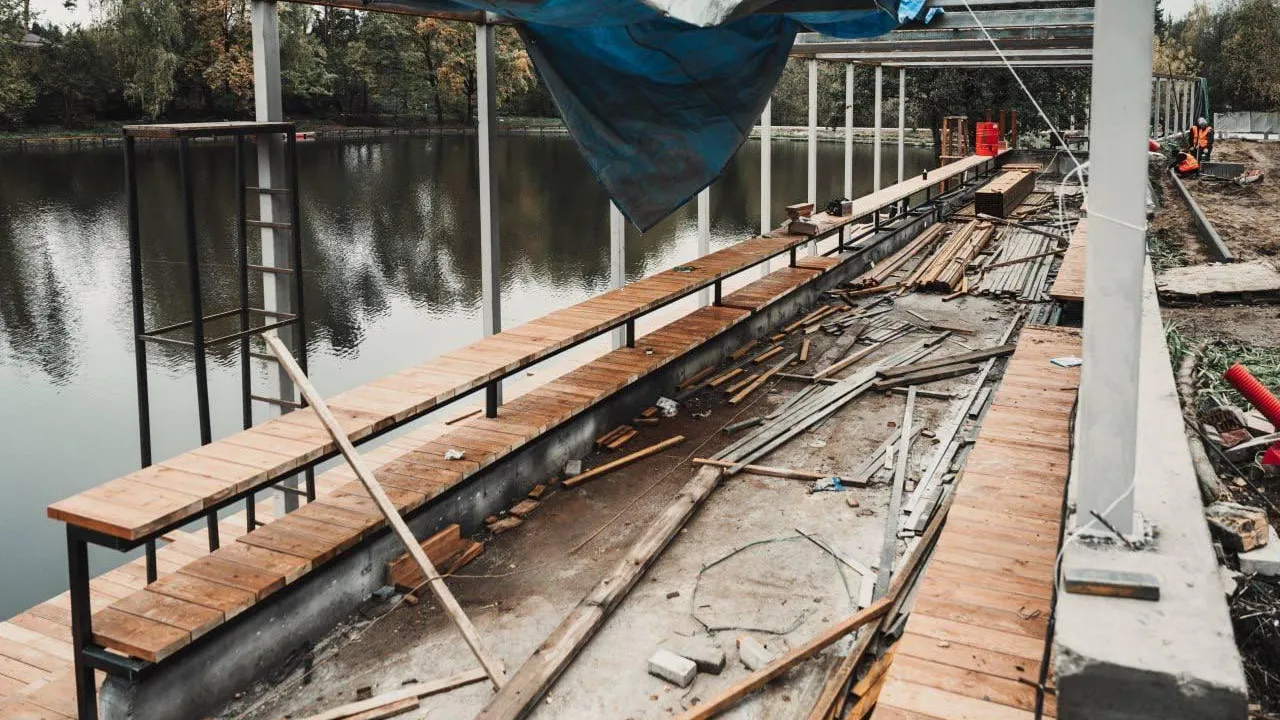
left=760, top=99, right=772, bottom=277
left=1151, top=78, right=1160, bottom=136
left=897, top=68, right=906, bottom=185
left=843, top=63, right=854, bottom=199
left=610, top=203, right=626, bottom=348
left=1185, top=79, right=1194, bottom=129
left=873, top=65, right=883, bottom=192
left=476, top=20, right=502, bottom=407
left=698, top=188, right=710, bottom=307
left=1164, top=77, right=1173, bottom=140
left=807, top=58, right=818, bottom=255
left=1077, top=0, right=1156, bottom=536
left=252, top=0, right=300, bottom=514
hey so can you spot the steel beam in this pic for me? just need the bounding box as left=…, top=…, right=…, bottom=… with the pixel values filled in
left=842, top=64, right=854, bottom=200
left=897, top=68, right=906, bottom=185
left=610, top=202, right=626, bottom=348
left=815, top=47, right=1092, bottom=62
left=794, top=32, right=1092, bottom=56
left=1078, top=0, right=1155, bottom=536
left=873, top=65, right=883, bottom=192
left=760, top=98, right=772, bottom=277
left=252, top=0, right=302, bottom=514
left=476, top=19, right=503, bottom=408
left=698, top=188, right=711, bottom=306
left=807, top=58, right=818, bottom=255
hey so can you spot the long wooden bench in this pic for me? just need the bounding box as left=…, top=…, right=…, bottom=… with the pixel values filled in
left=84, top=304, right=760, bottom=662
left=39, top=152, right=1000, bottom=720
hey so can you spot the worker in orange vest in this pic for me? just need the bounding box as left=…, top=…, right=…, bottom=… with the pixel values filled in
left=1174, top=149, right=1201, bottom=177
left=1187, top=117, right=1214, bottom=162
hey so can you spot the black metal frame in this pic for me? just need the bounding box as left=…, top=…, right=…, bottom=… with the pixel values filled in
left=64, top=149, right=999, bottom=720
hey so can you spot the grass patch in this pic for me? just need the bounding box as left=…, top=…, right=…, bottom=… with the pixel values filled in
left=1147, top=227, right=1187, bottom=273
left=1169, top=321, right=1280, bottom=406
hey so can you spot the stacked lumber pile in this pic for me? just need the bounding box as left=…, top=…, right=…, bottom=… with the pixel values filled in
left=386, top=524, right=484, bottom=592
left=974, top=169, right=1035, bottom=217
left=899, top=221, right=994, bottom=293
left=973, top=227, right=1059, bottom=300
left=846, top=223, right=948, bottom=290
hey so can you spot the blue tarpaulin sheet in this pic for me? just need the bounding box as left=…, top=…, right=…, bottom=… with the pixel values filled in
left=368, top=0, right=931, bottom=229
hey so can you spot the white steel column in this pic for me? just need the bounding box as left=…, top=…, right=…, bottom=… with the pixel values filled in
left=610, top=203, right=627, bottom=348
left=1164, top=78, right=1173, bottom=139
left=697, top=188, right=710, bottom=307
left=1151, top=78, right=1160, bottom=136
left=807, top=59, right=818, bottom=255
left=897, top=68, right=906, bottom=185
left=1185, top=79, right=1194, bottom=127
left=252, top=0, right=299, bottom=514
left=476, top=20, right=502, bottom=406
left=843, top=64, right=854, bottom=199
left=1078, top=0, right=1156, bottom=536
left=873, top=65, right=883, bottom=192
left=760, top=99, right=772, bottom=277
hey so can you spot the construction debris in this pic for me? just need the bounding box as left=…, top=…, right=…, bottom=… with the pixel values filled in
left=386, top=524, right=485, bottom=591
left=735, top=635, right=776, bottom=671
left=1206, top=502, right=1270, bottom=552
left=648, top=649, right=697, bottom=688
left=666, top=636, right=726, bottom=674
left=563, top=435, right=687, bottom=488
left=900, top=220, right=995, bottom=293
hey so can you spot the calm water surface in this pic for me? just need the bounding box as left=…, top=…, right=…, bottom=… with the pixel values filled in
left=0, top=134, right=933, bottom=616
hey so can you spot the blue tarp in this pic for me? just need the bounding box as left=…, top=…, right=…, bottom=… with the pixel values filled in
left=372, top=0, right=931, bottom=229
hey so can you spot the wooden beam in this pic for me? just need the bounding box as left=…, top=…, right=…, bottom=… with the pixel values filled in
left=562, top=436, right=686, bottom=488
left=876, top=344, right=1014, bottom=379
left=671, top=598, right=892, bottom=720
left=295, top=668, right=488, bottom=720
left=475, top=467, right=726, bottom=720
left=263, top=333, right=507, bottom=689
left=693, top=458, right=829, bottom=481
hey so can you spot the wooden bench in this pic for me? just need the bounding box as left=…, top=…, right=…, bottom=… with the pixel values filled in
left=42, top=152, right=1001, bottom=720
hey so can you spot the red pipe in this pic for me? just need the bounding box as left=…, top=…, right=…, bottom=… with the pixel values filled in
left=1223, top=363, right=1280, bottom=426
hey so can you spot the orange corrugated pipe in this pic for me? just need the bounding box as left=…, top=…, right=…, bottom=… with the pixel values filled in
left=1223, top=363, right=1280, bottom=426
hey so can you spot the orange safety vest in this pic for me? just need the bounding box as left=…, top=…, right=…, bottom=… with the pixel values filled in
left=1190, top=125, right=1213, bottom=148
left=1178, top=153, right=1201, bottom=174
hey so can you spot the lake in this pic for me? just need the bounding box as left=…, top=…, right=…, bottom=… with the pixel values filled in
left=0, top=133, right=934, bottom=617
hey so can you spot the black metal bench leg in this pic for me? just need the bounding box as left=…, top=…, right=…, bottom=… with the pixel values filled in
left=486, top=381, right=499, bottom=418
left=145, top=540, right=157, bottom=584
left=625, top=320, right=635, bottom=348
left=207, top=513, right=220, bottom=552
left=68, top=528, right=98, bottom=720
left=305, top=468, right=316, bottom=502
left=714, top=280, right=722, bottom=306
left=789, top=247, right=797, bottom=267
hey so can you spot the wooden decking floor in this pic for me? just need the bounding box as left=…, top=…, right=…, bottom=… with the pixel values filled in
left=1048, top=219, right=1086, bottom=304
left=872, top=325, right=1082, bottom=720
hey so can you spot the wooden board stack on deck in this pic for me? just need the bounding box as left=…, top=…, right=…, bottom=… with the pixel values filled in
left=872, top=325, right=1082, bottom=720
left=975, top=170, right=1035, bottom=218
left=901, top=221, right=994, bottom=293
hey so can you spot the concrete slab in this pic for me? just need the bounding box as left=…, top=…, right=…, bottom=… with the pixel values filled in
left=1054, top=265, right=1248, bottom=720
left=1239, top=528, right=1280, bottom=577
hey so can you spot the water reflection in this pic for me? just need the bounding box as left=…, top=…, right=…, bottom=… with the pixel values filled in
left=0, top=134, right=933, bottom=617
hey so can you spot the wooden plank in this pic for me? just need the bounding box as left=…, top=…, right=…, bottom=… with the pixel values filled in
left=90, top=608, right=190, bottom=662
left=177, top=555, right=286, bottom=600
left=563, top=436, right=687, bottom=489
left=878, top=679, right=1037, bottom=720
left=107, top=590, right=223, bottom=641
left=145, top=571, right=256, bottom=620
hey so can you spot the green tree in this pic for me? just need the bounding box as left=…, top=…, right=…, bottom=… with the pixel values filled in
left=106, top=0, right=184, bottom=119
left=0, top=0, right=35, bottom=125
left=280, top=4, right=335, bottom=109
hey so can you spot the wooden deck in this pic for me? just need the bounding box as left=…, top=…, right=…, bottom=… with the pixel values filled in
left=1048, top=219, right=1086, bottom=304
left=872, top=325, right=1082, bottom=720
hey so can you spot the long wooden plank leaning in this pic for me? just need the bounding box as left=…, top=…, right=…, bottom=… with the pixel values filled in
left=562, top=435, right=686, bottom=489
left=263, top=333, right=507, bottom=690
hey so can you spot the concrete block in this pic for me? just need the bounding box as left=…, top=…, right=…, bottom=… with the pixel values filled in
left=1245, top=409, right=1276, bottom=437
left=736, top=635, right=776, bottom=671
left=648, top=649, right=697, bottom=688
left=564, top=459, right=583, bottom=477
left=1205, top=502, right=1269, bottom=552
left=1239, top=528, right=1280, bottom=577
left=1224, top=432, right=1280, bottom=463
left=666, top=637, right=726, bottom=675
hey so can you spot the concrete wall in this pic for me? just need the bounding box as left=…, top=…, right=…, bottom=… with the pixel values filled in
left=1054, top=265, right=1247, bottom=719
left=99, top=187, right=976, bottom=720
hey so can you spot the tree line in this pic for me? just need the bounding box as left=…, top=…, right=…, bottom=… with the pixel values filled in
left=3, top=0, right=1274, bottom=134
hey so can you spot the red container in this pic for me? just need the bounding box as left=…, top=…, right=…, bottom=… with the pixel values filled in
left=976, top=122, right=1000, bottom=156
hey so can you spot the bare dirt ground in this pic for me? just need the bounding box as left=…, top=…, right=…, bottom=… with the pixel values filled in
left=215, top=288, right=1021, bottom=720
left=1184, top=140, right=1280, bottom=264
left=1163, top=304, right=1280, bottom=349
